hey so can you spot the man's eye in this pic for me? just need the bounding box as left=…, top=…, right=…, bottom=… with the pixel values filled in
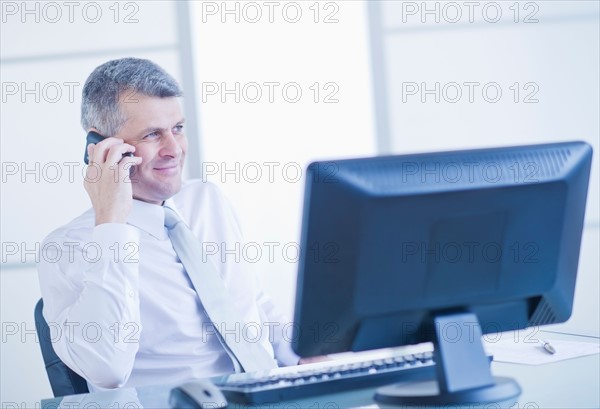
left=173, top=125, right=184, bottom=133
left=144, top=132, right=160, bottom=139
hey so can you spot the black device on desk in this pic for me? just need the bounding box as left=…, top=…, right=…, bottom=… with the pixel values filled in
left=217, top=141, right=592, bottom=406
left=292, top=141, right=592, bottom=405
left=170, top=380, right=228, bottom=409
left=216, top=345, right=443, bottom=404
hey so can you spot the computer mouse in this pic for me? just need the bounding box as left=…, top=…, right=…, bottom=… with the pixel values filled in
left=169, top=380, right=228, bottom=409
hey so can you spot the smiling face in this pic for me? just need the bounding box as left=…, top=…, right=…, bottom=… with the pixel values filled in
left=114, top=93, right=187, bottom=204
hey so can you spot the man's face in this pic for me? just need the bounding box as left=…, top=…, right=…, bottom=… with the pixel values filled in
left=114, top=94, right=187, bottom=204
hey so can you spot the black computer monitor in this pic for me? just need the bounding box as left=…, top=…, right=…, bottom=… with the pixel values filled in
left=292, top=141, right=592, bottom=405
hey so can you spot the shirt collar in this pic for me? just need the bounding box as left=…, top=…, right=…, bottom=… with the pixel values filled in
left=163, top=197, right=185, bottom=221
left=126, top=199, right=168, bottom=240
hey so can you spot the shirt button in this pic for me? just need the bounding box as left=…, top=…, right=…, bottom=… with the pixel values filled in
left=128, top=290, right=135, bottom=298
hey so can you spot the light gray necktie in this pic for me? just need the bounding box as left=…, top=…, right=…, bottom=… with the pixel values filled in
left=163, top=206, right=277, bottom=373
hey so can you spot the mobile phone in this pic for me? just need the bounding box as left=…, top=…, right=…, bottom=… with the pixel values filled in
left=83, top=131, right=134, bottom=164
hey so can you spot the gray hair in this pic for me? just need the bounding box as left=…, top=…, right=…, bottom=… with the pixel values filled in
left=81, top=58, right=182, bottom=136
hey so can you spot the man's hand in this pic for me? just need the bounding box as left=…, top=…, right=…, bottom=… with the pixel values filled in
left=84, top=137, right=142, bottom=225
left=298, top=355, right=330, bottom=365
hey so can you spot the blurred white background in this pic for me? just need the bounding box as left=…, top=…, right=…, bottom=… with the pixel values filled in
left=1, top=1, right=598, bottom=406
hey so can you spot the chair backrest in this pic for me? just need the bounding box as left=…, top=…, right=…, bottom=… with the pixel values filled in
left=34, top=299, right=89, bottom=397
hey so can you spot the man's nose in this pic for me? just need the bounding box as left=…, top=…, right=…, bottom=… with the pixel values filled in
left=160, top=131, right=183, bottom=158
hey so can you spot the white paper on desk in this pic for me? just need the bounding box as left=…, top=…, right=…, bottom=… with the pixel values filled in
left=483, top=339, right=600, bottom=365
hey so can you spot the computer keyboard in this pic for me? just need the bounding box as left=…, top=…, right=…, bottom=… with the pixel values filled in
left=214, top=344, right=438, bottom=405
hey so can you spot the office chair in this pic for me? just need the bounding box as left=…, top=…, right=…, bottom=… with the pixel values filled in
left=34, top=299, right=89, bottom=397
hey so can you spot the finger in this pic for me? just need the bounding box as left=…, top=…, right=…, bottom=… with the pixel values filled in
left=119, top=156, right=143, bottom=181
left=91, top=137, right=124, bottom=165
left=120, top=155, right=143, bottom=170
left=87, top=143, right=95, bottom=162
left=105, top=143, right=136, bottom=166
left=84, top=159, right=103, bottom=183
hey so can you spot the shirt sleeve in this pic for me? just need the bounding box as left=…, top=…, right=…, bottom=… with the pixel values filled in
left=37, top=223, right=142, bottom=389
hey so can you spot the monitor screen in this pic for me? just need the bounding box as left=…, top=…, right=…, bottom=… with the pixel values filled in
left=292, top=141, right=592, bottom=404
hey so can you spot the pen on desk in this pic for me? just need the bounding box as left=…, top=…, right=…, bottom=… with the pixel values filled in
left=539, top=339, right=556, bottom=355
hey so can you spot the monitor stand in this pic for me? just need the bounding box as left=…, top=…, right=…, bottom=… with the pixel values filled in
left=374, top=312, right=521, bottom=405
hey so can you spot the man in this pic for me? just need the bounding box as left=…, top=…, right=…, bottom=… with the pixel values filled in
left=37, top=58, right=300, bottom=392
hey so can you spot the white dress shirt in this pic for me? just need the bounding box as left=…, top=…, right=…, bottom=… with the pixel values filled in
left=37, top=180, right=299, bottom=391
